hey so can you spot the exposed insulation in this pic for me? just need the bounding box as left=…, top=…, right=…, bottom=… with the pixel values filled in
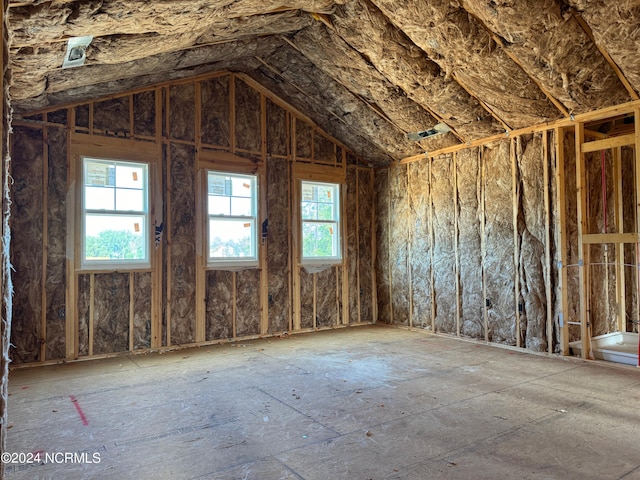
left=314, top=133, right=335, bottom=163
left=456, top=148, right=484, bottom=338
left=93, top=273, right=129, bottom=355
left=236, top=269, right=261, bottom=337
left=133, top=272, right=152, bottom=350
left=431, top=155, right=456, bottom=333
left=483, top=141, right=516, bottom=344
left=292, top=24, right=458, bottom=154
left=408, top=161, right=431, bottom=329
left=9, top=1, right=342, bottom=45
left=133, top=90, right=156, bottom=137
left=201, top=75, right=230, bottom=148
left=169, top=83, right=195, bottom=142
left=547, top=129, right=561, bottom=350
left=585, top=149, right=617, bottom=336
left=267, top=157, right=290, bottom=333
left=16, top=40, right=271, bottom=113
left=389, top=165, right=410, bottom=325
left=77, top=274, right=90, bottom=357
left=234, top=78, right=261, bottom=152
left=161, top=145, right=168, bottom=346
left=205, top=270, right=233, bottom=341
left=331, top=0, right=502, bottom=142
left=1, top=4, right=10, bottom=462
left=10, top=127, right=43, bottom=363
left=357, top=168, right=374, bottom=323
left=567, top=0, right=640, bottom=95
left=562, top=129, right=580, bottom=339
left=295, top=119, right=313, bottom=159
left=266, top=97, right=288, bottom=156
left=371, top=0, right=559, bottom=128
left=83, top=12, right=312, bottom=66
left=93, top=96, right=130, bottom=136
left=347, top=166, right=359, bottom=323
left=461, top=0, right=629, bottom=113
left=169, top=143, right=196, bottom=345
left=45, top=126, right=67, bottom=360
left=300, top=269, right=314, bottom=329
left=516, top=134, right=548, bottom=351
left=375, top=168, right=391, bottom=322
left=253, top=44, right=414, bottom=164
left=621, top=146, right=638, bottom=332
left=316, top=268, right=338, bottom=328
left=47, top=108, right=67, bottom=125
left=75, top=104, right=89, bottom=130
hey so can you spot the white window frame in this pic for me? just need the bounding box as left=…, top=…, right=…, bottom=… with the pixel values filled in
left=206, top=170, right=259, bottom=268
left=300, top=180, right=342, bottom=265
left=80, top=156, right=150, bottom=270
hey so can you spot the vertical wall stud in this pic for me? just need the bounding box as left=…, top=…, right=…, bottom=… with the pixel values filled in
left=165, top=86, right=172, bottom=347
left=575, top=121, right=590, bottom=359
left=556, top=127, right=570, bottom=355
left=88, top=273, right=94, bottom=356
left=407, top=164, right=413, bottom=328
left=129, top=272, right=134, bottom=352
left=429, top=159, right=435, bottom=332
left=151, top=87, right=163, bottom=349
left=543, top=129, right=554, bottom=353
left=260, top=93, right=269, bottom=335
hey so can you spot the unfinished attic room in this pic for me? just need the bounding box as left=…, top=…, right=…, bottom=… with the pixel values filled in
left=2, top=0, right=640, bottom=478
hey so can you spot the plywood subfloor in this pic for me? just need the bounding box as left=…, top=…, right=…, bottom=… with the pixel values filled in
left=6, top=326, right=640, bottom=479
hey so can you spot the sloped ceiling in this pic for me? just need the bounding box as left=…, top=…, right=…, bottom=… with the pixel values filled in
left=6, top=0, right=640, bottom=166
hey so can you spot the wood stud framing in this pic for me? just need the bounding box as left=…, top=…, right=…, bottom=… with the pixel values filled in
left=12, top=71, right=376, bottom=364
left=12, top=65, right=640, bottom=364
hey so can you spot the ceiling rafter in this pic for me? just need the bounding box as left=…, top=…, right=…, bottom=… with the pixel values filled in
left=313, top=24, right=465, bottom=145
left=452, top=73, right=512, bottom=133
left=253, top=53, right=412, bottom=162
left=574, top=14, right=639, bottom=101
left=279, top=34, right=405, bottom=133
left=327, top=0, right=503, bottom=142
left=467, top=12, right=570, bottom=118
left=282, top=28, right=461, bottom=151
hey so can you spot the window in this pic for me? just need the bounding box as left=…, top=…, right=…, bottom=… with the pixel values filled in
left=207, top=171, right=258, bottom=266
left=301, top=181, right=341, bottom=263
left=82, top=158, right=149, bottom=269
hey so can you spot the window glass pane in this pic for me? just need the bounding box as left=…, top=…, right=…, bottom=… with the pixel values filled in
left=302, top=221, right=337, bottom=258
left=85, top=162, right=115, bottom=187
left=231, top=177, right=253, bottom=198
left=209, top=195, right=231, bottom=215
left=301, top=201, right=317, bottom=220
left=85, top=214, right=146, bottom=261
left=85, top=186, right=115, bottom=210
left=209, top=219, right=254, bottom=258
left=115, top=188, right=144, bottom=211
left=317, top=203, right=334, bottom=221
left=115, top=165, right=144, bottom=189
left=231, top=197, right=252, bottom=216
left=301, top=183, right=315, bottom=202
left=208, top=173, right=229, bottom=195
left=317, top=184, right=333, bottom=203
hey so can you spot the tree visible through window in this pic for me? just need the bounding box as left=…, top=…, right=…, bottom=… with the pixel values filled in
left=82, top=158, right=149, bottom=268
left=207, top=171, right=258, bottom=265
left=301, top=181, right=340, bottom=262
